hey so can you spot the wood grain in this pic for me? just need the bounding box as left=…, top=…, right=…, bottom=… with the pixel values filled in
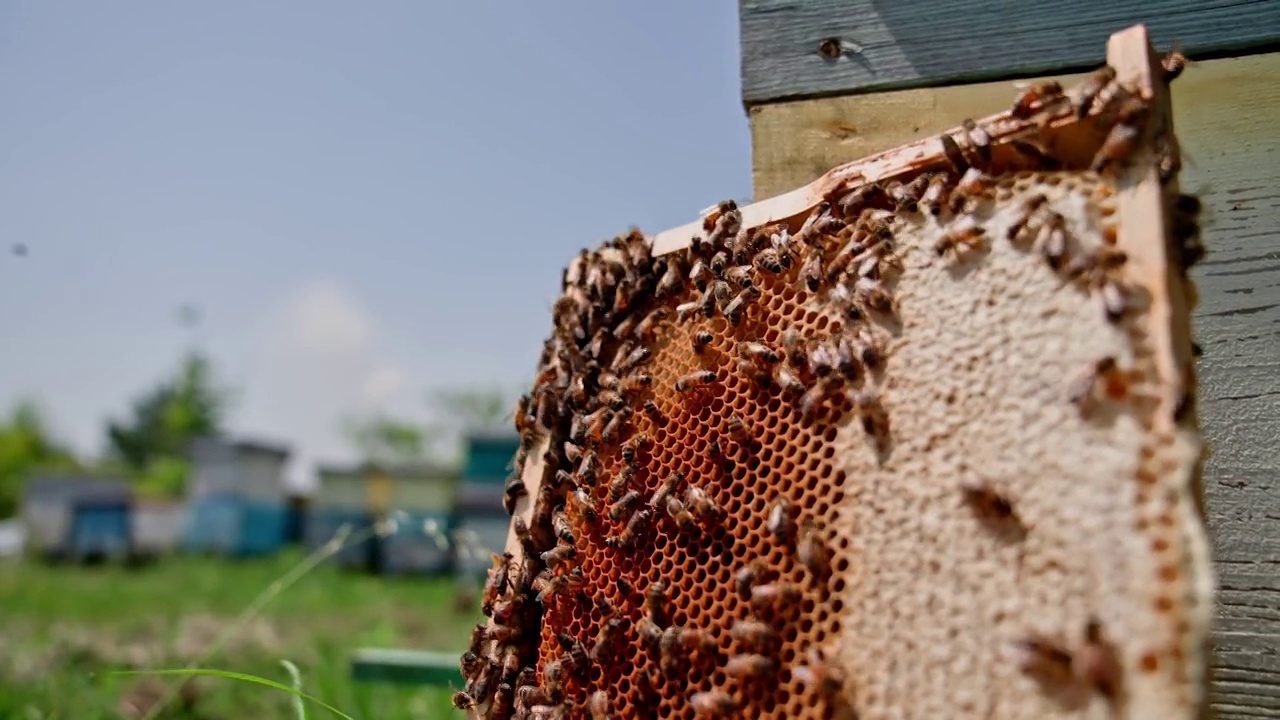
left=739, top=0, right=1280, bottom=106
left=745, top=51, right=1280, bottom=720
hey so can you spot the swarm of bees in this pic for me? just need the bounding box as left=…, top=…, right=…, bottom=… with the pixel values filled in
left=459, top=45, right=1201, bottom=720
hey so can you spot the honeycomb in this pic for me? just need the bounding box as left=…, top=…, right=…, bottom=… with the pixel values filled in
left=462, top=38, right=1211, bottom=720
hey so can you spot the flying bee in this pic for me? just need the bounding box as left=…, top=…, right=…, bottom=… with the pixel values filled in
left=590, top=618, right=624, bottom=664
left=676, top=301, right=701, bottom=321
left=586, top=690, right=612, bottom=720
left=690, top=690, right=738, bottom=718
left=685, top=484, right=723, bottom=521
left=961, top=118, right=992, bottom=164
left=1011, top=80, right=1066, bottom=118
left=650, top=470, right=684, bottom=510
left=797, top=519, right=831, bottom=577
left=750, top=581, right=802, bottom=612
left=726, top=654, right=776, bottom=679
left=692, top=330, right=714, bottom=352
left=919, top=173, right=952, bottom=216
left=940, top=132, right=970, bottom=175
left=541, top=542, right=577, bottom=569
left=1076, top=65, right=1116, bottom=119
left=689, top=259, right=711, bottom=291
left=1091, top=97, right=1150, bottom=173
left=935, top=219, right=987, bottom=259
left=738, top=341, right=780, bottom=365
left=1007, top=193, right=1050, bottom=243
left=775, top=365, right=807, bottom=397
left=1079, top=618, right=1122, bottom=699
left=799, top=376, right=843, bottom=422
left=666, top=496, right=698, bottom=531
left=607, top=508, right=650, bottom=549
left=735, top=559, right=767, bottom=601
left=634, top=307, right=669, bottom=342
left=800, top=248, right=824, bottom=291
left=766, top=498, right=796, bottom=544
left=723, top=286, right=760, bottom=325
left=608, top=489, right=642, bottom=521
left=570, top=488, right=599, bottom=522
left=608, top=466, right=636, bottom=502
left=725, top=264, right=754, bottom=288
left=676, top=369, right=719, bottom=393
left=730, top=619, right=778, bottom=649
left=656, top=259, right=684, bottom=297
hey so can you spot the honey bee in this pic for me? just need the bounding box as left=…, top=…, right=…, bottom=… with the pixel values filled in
left=725, top=264, right=755, bottom=288
left=750, top=581, right=802, bottom=612
left=775, top=365, right=807, bottom=396
left=676, top=301, right=701, bottom=321
left=482, top=553, right=512, bottom=614
left=1006, top=193, right=1050, bottom=243
left=1076, top=65, right=1117, bottom=119
left=1011, top=80, right=1066, bottom=118
left=659, top=625, right=684, bottom=676
left=808, top=343, right=837, bottom=378
left=513, top=516, right=539, bottom=556
left=961, top=482, right=1025, bottom=532
left=557, top=632, right=590, bottom=670
left=794, top=649, right=852, bottom=714
left=797, top=519, right=831, bottom=577
left=735, top=559, right=767, bottom=601
left=619, top=373, right=653, bottom=398
left=452, top=690, right=477, bottom=709
left=587, top=690, right=612, bottom=720
left=637, top=615, right=663, bottom=646
left=541, top=542, right=577, bottom=569
left=590, top=617, right=624, bottom=664
left=570, top=488, right=599, bottom=523
left=738, top=341, right=780, bottom=365
left=726, top=653, right=776, bottom=679
left=1011, top=634, right=1076, bottom=689
left=1068, top=355, right=1128, bottom=415
left=516, top=684, right=552, bottom=716
left=723, top=286, right=760, bottom=325
left=650, top=470, right=684, bottom=510
left=634, top=307, right=669, bottom=342
left=607, top=466, right=635, bottom=502
left=753, top=248, right=786, bottom=274
left=702, top=199, right=739, bottom=232
left=503, top=475, right=527, bottom=515
left=685, top=484, right=723, bottom=521
left=795, top=212, right=846, bottom=247
left=675, top=369, right=719, bottom=393
left=766, top=498, right=796, bottom=544
left=666, top=495, right=698, bottom=531
left=656, top=258, right=685, bottom=297
left=645, top=579, right=670, bottom=620
left=854, top=276, right=897, bottom=317
left=460, top=650, right=482, bottom=678
left=800, top=376, right=843, bottom=421
left=608, top=489, right=642, bottom=521
left=800, top=249, right=824, bottom=291
left=1079, top=618, right=1122, bottom=699
left=692, top=330, right=714, bottom=352
left=738, top=358, right=774, bottom=391
left=552, top=510, right=574, bottom=545
left=690, top=690, right=738, bottom=718
left=934, top=220, right=987, bottom=259
left=615, top=345, right=652, bottom=373
left=782, top=328, right=807, bottom=367
left=920, top=173, right=952, bottom=216
left=940, top=132, right=970, bottom=175
left=679, top=627, right=718, bottom=658
left=689, top=259, right=711, bottom=291
left=727, top=413, right=751, bottom=441
left=537, top=567, right=585, bottom=605
left=642, top=399, right=665, bottom=424
left=962, top=118, right=992, bottom=164
left=847, top=388, right=890, bottom=440
left=577, top=450, right=601, bottom=485
left=606, top=508, right=650, bottom=549
left=854, top=328, right=882, bottom=372
left=1010, top=137, right=1062, bottom=171
left=700, top=282, right=720, bottom=320
left=601, top=407, right=632, bottom=444
left=950, top=167, right=997, bottom=213
left=730, top=619, right=778, bottom=649
left=711, top=250, right=731, bottom=277
left=1091, top=97, right=1150, bottom=173
left=1036, top=211, right=1070, bottom=271
left=1161, top=46, right=1187, bottom=82
left=620, top=433, right=649, bottom=466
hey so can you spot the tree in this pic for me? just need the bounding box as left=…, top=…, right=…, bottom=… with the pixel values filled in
left=341, top=414, right=439, bottom=468
left=426, top=386, right=514, bottom=432
left=106, top=351, right=233, bottom=496
left=0, top=401, right=78, bottom=517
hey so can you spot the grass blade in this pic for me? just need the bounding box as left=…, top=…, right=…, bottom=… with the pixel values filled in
left=281, top=660, right=308, bottom=720
left=112, top=669, right=353, bottom=720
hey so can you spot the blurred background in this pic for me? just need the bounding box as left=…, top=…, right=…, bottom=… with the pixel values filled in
left=0, top=2, right=749, bottom=718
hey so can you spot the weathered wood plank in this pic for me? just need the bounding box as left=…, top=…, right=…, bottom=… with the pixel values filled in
left=739, top=0, right=1280, bottom=105
left=746, top=52, right=1280, bottom=720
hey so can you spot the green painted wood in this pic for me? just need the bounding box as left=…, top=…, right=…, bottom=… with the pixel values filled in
left=739, top=0, right=1280, bottom=106
left=350, top=648, right=462, bottom=687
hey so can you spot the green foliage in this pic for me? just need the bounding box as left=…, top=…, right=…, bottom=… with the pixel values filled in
left=0, top=400, right=78, bottom=517
left=112, top=669, right=354, bottom=720
left=342, top=416, right=437, bottom=469
left=426, top=387, right=513, bottom=432
left=106, top=352, right=233, bottom=496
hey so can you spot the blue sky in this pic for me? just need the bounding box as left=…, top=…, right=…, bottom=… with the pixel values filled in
left=0, top=2, right=751, bottom=488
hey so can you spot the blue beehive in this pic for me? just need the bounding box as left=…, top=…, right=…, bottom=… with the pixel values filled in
left=452, top=432, right=520, bottom=577
left=306, top=463, right=377, bottom=570
left=21, top=473, right=132, bottom=562
left=183, top=437, right=291, bottom=557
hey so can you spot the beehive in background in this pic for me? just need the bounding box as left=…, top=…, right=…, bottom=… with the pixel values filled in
left=21, top=472, right=132, bottom=562
left=452, top=432, right=522, bottom=578
left=462, top=27, right=1211, bottom=720
left=307, top=463, right=380, bottom=570
left=376, top=462, right=458, bottom=576
left=183, top=436, right=292, bottom=557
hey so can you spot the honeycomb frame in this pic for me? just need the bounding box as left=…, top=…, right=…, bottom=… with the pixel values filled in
left=463, top=25, right=1210, bottom=720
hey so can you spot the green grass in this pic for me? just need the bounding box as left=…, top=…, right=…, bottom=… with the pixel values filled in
left=0, top=549, right=482, bottom=719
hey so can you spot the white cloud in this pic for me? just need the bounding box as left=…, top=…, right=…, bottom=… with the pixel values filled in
left=232, top=277, right=415, bottom=493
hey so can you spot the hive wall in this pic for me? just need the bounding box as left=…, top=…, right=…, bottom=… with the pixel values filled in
left=461, top=30, right=1210, bottom=720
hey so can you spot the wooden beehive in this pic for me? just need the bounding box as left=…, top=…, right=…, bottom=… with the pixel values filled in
left=461, top=25, right=1211, bottom=720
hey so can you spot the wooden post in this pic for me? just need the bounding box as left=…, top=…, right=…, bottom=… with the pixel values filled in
left=739, top=5, right=1280, bottom=718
